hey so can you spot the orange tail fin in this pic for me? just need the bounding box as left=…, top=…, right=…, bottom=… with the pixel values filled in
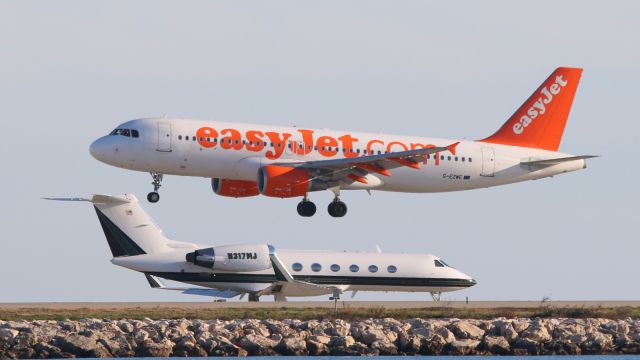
left=479, top=67, right=583, bottom=151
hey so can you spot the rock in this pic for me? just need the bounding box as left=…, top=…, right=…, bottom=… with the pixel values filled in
left=522, top=323, right=552, bottom=343
left=514, top=337, right=541, bottom=355
left=448, top=339, right=480, bottom=355
left=275, top=336, right=308, bottom=355
left=435, top=327, right=456, bottom=343
left=117, top=320, right=134, bottom=334
left=450, top=321, right=485, bottom=339
left=34, top=342, right=65, bottom=358
left=99, top=336, right=135, bottom=357
left=237, top=334, right=278, bottom=355
left=483, top=335, right=510, bottom=355
left=422, top=333, right=446, bottom=355
left=397, top=333, right=421, bottom=354
left=329, top=335, right=356, bottom=348
left=371, top=339, right=398, bottom=355
left=512, top=319, right=531, bottom=333
left=56, top=334, right=111, bottom=358
left=307, top=339, right=330, bottom=355
left=58, top=321, right=80, bottom=333
left=0, top=328, right=19, bottom=343
left=361, top=328, right=387, bottom=345
left=308, top=335, right=330, bottom=344
left=137, top=339, right=173, bottom=357
left=133, top=329, right=149, bottom=343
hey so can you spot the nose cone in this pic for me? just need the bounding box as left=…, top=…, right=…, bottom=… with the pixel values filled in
left=89, top=137, right=110, bottom=163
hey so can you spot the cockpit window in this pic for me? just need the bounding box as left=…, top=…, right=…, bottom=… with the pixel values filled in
left=440, top=259, right=451, bottom=267
left=109, top=128, right=139, bottom=138
left=434, top=260, right=445, bottom=267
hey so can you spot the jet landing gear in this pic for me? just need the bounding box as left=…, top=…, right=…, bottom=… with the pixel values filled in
left=297, top=196, right=316, bottom=217
left=327, top=187, right=347, bottom=218
left=147, top=172, right=163, bottom=203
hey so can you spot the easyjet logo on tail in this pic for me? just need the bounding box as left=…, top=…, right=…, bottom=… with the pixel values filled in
left=513, top=75, right=568, bottom=135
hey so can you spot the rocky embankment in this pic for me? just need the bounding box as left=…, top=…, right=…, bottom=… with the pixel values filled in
left=1, top=317, right=639, bottom=357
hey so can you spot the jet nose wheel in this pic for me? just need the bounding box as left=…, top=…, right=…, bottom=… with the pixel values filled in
left=297, top=200, right=316, bottom=217
left=147, top=192, right=160, bottom=203
left=328, top=200, right=347, bottom=217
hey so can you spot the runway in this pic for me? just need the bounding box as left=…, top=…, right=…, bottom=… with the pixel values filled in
left=1, top=300, right=638, bottom=310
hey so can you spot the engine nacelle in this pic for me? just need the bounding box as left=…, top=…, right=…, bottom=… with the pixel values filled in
left=257, top=165, right=310, bottom=198
left=185, top=244, right=271, bottom=272
left=212, top=178, right=259, bottom=198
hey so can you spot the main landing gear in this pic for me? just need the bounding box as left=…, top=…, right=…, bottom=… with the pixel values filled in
left=297, top=196, right=316, bottom=217
left=296, top=193, right=347, bottom=218
left=147, top=172, right=163, bottom=203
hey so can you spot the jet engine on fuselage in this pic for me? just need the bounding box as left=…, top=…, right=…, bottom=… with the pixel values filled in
left=185, top=244, right=272, bottom=272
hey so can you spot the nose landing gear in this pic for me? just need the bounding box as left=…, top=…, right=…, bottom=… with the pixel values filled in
left=147, top=172, right=163, bottom=203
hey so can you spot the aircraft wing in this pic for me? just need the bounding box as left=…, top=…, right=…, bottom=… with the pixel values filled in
left=273, top=142, right=460, bottom=186
left=521, top=155, right=598, bottom=166
left=144, top=274, right=241, bottom=299
left=264, top=246, right=336, bottom=297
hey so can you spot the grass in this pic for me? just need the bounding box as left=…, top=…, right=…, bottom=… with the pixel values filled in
left=0, top=305, right=639, bottom=321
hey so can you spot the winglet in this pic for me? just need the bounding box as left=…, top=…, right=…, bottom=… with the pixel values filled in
left=447, top=142, right=460, bottom=155
left=268, top=245, right=294, bottom=282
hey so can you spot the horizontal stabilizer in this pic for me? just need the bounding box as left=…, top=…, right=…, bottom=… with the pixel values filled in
left=521, top=155, right=598, bottom=166
left=144, top=274, right=240, bottom=298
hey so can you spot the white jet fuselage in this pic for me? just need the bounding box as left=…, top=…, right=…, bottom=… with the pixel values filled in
left=90, top=118, right=586, bottom=194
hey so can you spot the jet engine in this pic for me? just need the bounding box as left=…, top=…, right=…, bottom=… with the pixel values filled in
left=211, top=178, right=259, bottom=198
left=257, top=165, right=310, bottom=198
left=185, top=244, right=271, bottom=272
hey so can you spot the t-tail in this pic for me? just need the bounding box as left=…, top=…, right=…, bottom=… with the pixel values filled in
left=46, top=194, right=172, bottom=257
left=480, top=67, right=583, bottom=151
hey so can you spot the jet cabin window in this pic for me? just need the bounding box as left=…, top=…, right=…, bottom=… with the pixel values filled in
left=387, top=265, right=397, bottom=273
left=291, top=263, right=303, bottom=272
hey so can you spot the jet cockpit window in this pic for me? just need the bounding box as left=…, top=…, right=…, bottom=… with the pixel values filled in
left=109, top=129, right=123, bottom=135
left=440, top=259, right=453, bottom=268
left=109, top=128, right=139, bottom=138
left=434, top=260, right=445, bottom=267
left=121, top=129, right=130, bottom=137
left=131, top=129, right=139, bottom=138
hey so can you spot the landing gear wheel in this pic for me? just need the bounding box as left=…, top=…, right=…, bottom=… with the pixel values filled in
left=328, top=200, right=347, bottom=217
left=147, top=192, right=160, bottom=203
left=148, top=172, right=164, bottom=203
left=297, top=200, right=317, bottom=217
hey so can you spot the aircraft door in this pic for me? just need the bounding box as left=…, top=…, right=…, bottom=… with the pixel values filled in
left=480, top=147, right=495, bottom=177
left=157, top=122, right=172, bottom=152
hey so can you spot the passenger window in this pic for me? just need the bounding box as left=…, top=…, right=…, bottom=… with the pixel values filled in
left=192, top=136, right=196, bottom=141
left=200, top=137, right=204, bottom=142
left=291, top=263, right=303, bottom=272
left=330, top=264, right=340, bottom=272
left=368, top=265, right=378, bottom=273
left=311, top=263, right=321, bottom=272
left=178, top=135, right=182, bottom=140
left=462, top=157, right=465, bottom=162
left=455, top=157, right=458, bottom=161
left=434, top=260, right=445, bottom=267
left=469, top=158, right=472, bottom=162
left=131, top=130, right=139, bottom=138
left=349, top=264, right=359, bottom=272
left=387, top=265, right=397, bottom=273
left=447, top=156, right=451, bottom=161
left=440, top=155, right=444, bottom=160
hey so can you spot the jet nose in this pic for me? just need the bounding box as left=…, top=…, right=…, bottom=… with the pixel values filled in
left=89, top=137, right=109, bottom=162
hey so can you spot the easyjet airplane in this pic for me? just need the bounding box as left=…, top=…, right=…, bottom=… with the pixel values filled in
left=90, top=67, right=595, bottom=217
left=47, top=194, right=476, bottom=302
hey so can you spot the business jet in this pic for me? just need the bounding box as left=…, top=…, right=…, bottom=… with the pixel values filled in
left=90, top=67, right=595, bottom=217
left=47, top=193, right=476, bottom=302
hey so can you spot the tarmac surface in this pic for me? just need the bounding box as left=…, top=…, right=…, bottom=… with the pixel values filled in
left=0, top=301, right=638, bottom=310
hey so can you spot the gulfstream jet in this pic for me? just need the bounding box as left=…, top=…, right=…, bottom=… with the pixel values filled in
left=47, top=194, right=476, bottom=302
left=90, top=67, right=595, bottom=217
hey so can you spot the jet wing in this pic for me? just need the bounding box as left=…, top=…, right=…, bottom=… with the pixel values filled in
left=521, top=155, right=598, bottom=166
left=144, top=274, right=241, bottom=299
left=274, top=142, right=460, bottom=186
left=264, top=246, right=336, bottom=297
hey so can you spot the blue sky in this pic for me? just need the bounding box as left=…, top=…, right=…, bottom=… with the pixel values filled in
left=1, top=1, right=638, bottom=302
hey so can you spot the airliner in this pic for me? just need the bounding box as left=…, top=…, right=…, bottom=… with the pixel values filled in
left=90, top=67, right=595, bottom=217
left=47, top=194, right=476, bottom=302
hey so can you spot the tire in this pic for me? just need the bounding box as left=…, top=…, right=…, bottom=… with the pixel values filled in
left=147, top=192, right=160, bottom=203
left=332, top=201, right=347, bottom=217
left=297, top=201, right=316, bottom=217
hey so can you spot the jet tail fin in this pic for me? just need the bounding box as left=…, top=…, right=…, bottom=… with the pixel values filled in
left=480, top=67, right=583, bottom=151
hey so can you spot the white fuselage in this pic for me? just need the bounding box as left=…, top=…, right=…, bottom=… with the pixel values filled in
left=112, top=247, right=476, bottom=296
left=90, top=118, right=587, bottom=194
